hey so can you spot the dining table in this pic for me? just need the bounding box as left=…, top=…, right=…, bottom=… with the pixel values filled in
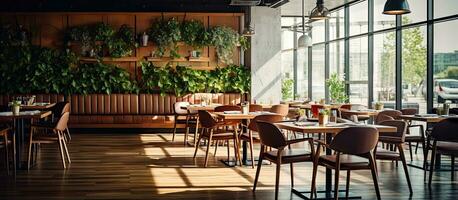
left=181, top=104, right=222, bottom=146
left=0, top=110, right=52, bottom=170
left=275, top=121, right=397, bottom=200
left=20, top=102, right=56, bottom=110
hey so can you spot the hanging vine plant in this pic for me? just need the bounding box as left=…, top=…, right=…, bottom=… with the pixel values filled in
left=181, top=20, right=210, bottom=50
left=149, top=18, right=182, bottom=58
left=209, top=26, right=240, bottom=64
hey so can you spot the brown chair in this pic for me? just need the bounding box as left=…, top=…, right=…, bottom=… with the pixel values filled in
left=239, top=114, right=284, bottom=168
left=215, top=105, right=241, bottom=126
left=249, top=104, right=263, bottom=112
left=37, top=102, right=72, bottom=141
left=270, top=104, right=289, bottom=117
left=310, top=104, right=324, bottom=118
left=311, top=127, right=381, bottom=200
left=425, top=118, right=458, bottom=186
left=193, top=110, right=241, bottom=167
left=374, top=120, right=412, bottom=194
left=375, top=110, right=402, bottom=124
left=172, top=102, right=197, bottom=145
left=28, top=112, right=71, bottom=169
left=0, top=127, right=14, bottom=175
left=400, top=108, right=425, bottom=161
left=253, top=121, right=315, bottom=200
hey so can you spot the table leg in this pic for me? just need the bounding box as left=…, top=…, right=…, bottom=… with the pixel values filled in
left=242, top=119, right=248, bottom=165
left=325, top=133, right=332, bottom=198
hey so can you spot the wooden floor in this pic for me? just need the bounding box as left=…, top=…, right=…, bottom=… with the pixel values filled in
left=1, top=131, right=457, bottom=200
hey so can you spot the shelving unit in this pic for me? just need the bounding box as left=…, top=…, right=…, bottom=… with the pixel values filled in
left=79, top=57, right=138, bottom=62
left=145, top=56, right=210, bottom=62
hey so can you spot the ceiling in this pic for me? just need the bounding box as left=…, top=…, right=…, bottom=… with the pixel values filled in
left=281, top=0, right=356, bottom=16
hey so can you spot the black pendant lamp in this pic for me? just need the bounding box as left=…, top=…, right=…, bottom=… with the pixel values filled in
left=383, top=0, right=411, bottom=15
left=309, top=0, right=329, bottom=20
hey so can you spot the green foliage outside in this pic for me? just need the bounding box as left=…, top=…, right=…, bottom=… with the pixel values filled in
left=326, top=73, right=348, bottom=103
left=281, top=78, right=294, bottom=101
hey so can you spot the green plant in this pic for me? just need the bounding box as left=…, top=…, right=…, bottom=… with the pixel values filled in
left=68, top=25, right=92, bottom=50
left=281, top=78, right=294, bottom=101
left=209, top=26, right=240, bottom=64
left=149, top=18, right=182, bottom=58
left=106, top=25, right=137, bottom=57
left=326, top=73, right=348, bottom=103
left=319, top=109, right=330, bottom=116
left=238, top=35, right=250, bottom=51
left=140, top=61, right=176, bottom=95
left=92, top=22, right=115, bottom=41
left=181, top=20, right=210, bottom=50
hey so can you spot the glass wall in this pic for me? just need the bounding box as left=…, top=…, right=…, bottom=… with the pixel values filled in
left=280, top=0, right=458, bottom=111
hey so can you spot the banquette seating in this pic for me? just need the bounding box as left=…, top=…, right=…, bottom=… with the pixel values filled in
left=0, top=93, right=242, bottom=128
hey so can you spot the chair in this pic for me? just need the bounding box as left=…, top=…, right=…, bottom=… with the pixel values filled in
left=28, top=112, right=71, bottom=169
left=253, top=121, right=315, bottom=200
left=239, top=114, right=284, bottom=168
left=400, top=108, right=425, bottom=161
left=270, top=104, right=289, bottom=117
left=375, top=110, right=402, bottom=124
left=36, top=102, right=71, bottom=141
left=193, top=110, right=241, bottom=167
left=249, top=104, right=263, bottom=112
left=172, top=102, right=197, bottom=145
left=0, top=127, right=14, bottom=175
left=311, top=127, right=381, bottom=200
left=374, top=120, right=412, bottom=194
left=310, top=104, right=324, bottom=118
left=425, top=118, right=458, bottom=186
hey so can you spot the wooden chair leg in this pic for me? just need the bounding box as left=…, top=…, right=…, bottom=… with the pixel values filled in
left=226, top=140, right=230, bottom=161
left=290, top=163, right=294, bottom=188
left=275, top=158, right=281, bottom=200
left=204, top=133, right=213, bottom=168
left=253, top=149, right=264, bottom=192
left=250, top=137, right=255, bottom=169
left=428, top=144, right=437, bottom=187
left=213, top=140, right=218, bottom=156
left=172, top=117, right=177, bottom=142
left=310, top=155, right=319, bottom=199
left=61, top=133, right=71, bottom=164
left=3, top=133, right=9, bottom=174
left=65, top=128, right=71, bottom=142
left=57, top=134, right=66, bottom=169
left=334, top=157, right=341, bottom=200
left=369, top=153, right=381, bottom=200
left=27, top=128, right=34, bottom=170
left=345, top=170, right=351, bottom=199
left=398, top=144, right=412, bottom=194
left=193, top=129, right=204, bottom=158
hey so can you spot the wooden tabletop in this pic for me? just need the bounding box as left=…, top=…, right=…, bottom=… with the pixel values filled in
left=0, top=110, right=52, bottom=119
left=398, top=115, right=446, bottom=123
left=341, top=109, right=380, bottom=116
left=182, top=104, right=223, bottom=111
left=213, top=111, right=275, bottom=120
left=294, top=104, right=342, bottom=110
left=275, top=121, right=397, bottom=134
left=21, top=102, right=55, bottom=110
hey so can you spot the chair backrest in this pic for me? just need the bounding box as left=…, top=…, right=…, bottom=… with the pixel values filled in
left=198, top=110, right=217, bottom=128
left=400, top=108, right=418, bottom=115
left=330, top=127, right=379, bottom=155
left=248, top=114, right=284, bottom=132
left=340, top=104, right=352, bottom=110
left=256, top=121, right=287, bottom=149
left=375, top=110, right=402, bottom=124
left=270, top=104, right=289, bottom=117
left=249, top=104, right=263, bottom=112
left=55, top=112, right=70, bottom=132
left=311, top=104, right=324, bottom=118
left=375, top=114, right=395, bottom=124
left=379, top=120, right=407, bottom=141
left=174, top=102, right=190, bottom=115
left=51, top=102, right=70, bottom=118
left=431, top=118, right=458, bottom=142
left=214, top=105, right=241, bottom=112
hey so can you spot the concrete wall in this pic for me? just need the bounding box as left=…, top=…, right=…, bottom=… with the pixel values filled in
left=249, top=6, right=282, bottom=104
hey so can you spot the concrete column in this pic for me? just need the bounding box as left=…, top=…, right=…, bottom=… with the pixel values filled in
left=249, top=6, right=282, bottom=104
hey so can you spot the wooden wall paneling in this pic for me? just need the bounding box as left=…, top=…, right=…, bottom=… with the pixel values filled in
left=67, top=14, right=104, bottom=27
left=136, top=13, right=161, bottom=63
left=37, top=14, right=67, bottom=48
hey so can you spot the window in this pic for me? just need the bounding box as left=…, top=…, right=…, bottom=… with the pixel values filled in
left=329, top=8, right=345, bottom=40
left=402, top=26, right=427, bottom=113
left=402, top=0, right=426, bottom=25
left=297, top=47, right=309, bottom=99
left=312, top=44, right=325, bottom=101
left=349, top=36, right=369, bottom=105
left=434, top=20, right=458, bottom=107
left=281, top=17, right=296, bottom=101
left=374, top=0, right=396, bottom=31
left=349, top=0, right=368, bottom=36
left=311, top=20, right=325, bottom=44
left=374, top=31, right=396, bottom=104
left=329, top=40, right=345, bottom=75
left=435, top=0, right=458, bottom=19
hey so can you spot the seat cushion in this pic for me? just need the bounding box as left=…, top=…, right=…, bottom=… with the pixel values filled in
left=240, top=132, right=260, bottom=142
left=436, top=141, right=458, bottom=155
left=264, top=149, right=312, bottom=163
left=319, top=154, right=370, bottom=169
left=202, top=130, right=236, bottom=140
left=375, top=149, right=400, bottom=160
left=405, top=135, right=423, bottom=142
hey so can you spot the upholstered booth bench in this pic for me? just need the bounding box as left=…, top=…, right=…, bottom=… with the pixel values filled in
left=0, top=93, right=242, bottom=128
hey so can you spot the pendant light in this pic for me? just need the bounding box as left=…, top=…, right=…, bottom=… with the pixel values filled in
left=242, top=6, right=255, bottom=36
left=309, top=0, right=329, bottom=20
left=383, top=0, right=411, bottom=15
left=298, top=0, right=311, bottom=48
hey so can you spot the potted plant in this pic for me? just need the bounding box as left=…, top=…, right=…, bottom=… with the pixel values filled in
left=326, top=73, right=348, bottom=104
left=11, top=100, right=21, bottom=115
left=318, top=109, right=330, bottom=125
left=374, top=102, right=384, bottom=110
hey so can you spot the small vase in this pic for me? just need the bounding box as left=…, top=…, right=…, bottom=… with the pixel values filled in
left=318, top=115, right=329, bottom=125
left=12, top=105, right=20, bottom=115
left=141, top=32, right=149, bottom=47
left=375, top=104, right=384, bottom=110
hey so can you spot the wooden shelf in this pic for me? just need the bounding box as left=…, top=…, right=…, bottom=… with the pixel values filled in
left=145, top=56, right=210, bottom=62
left=79, top=57, right=138, bottom=62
